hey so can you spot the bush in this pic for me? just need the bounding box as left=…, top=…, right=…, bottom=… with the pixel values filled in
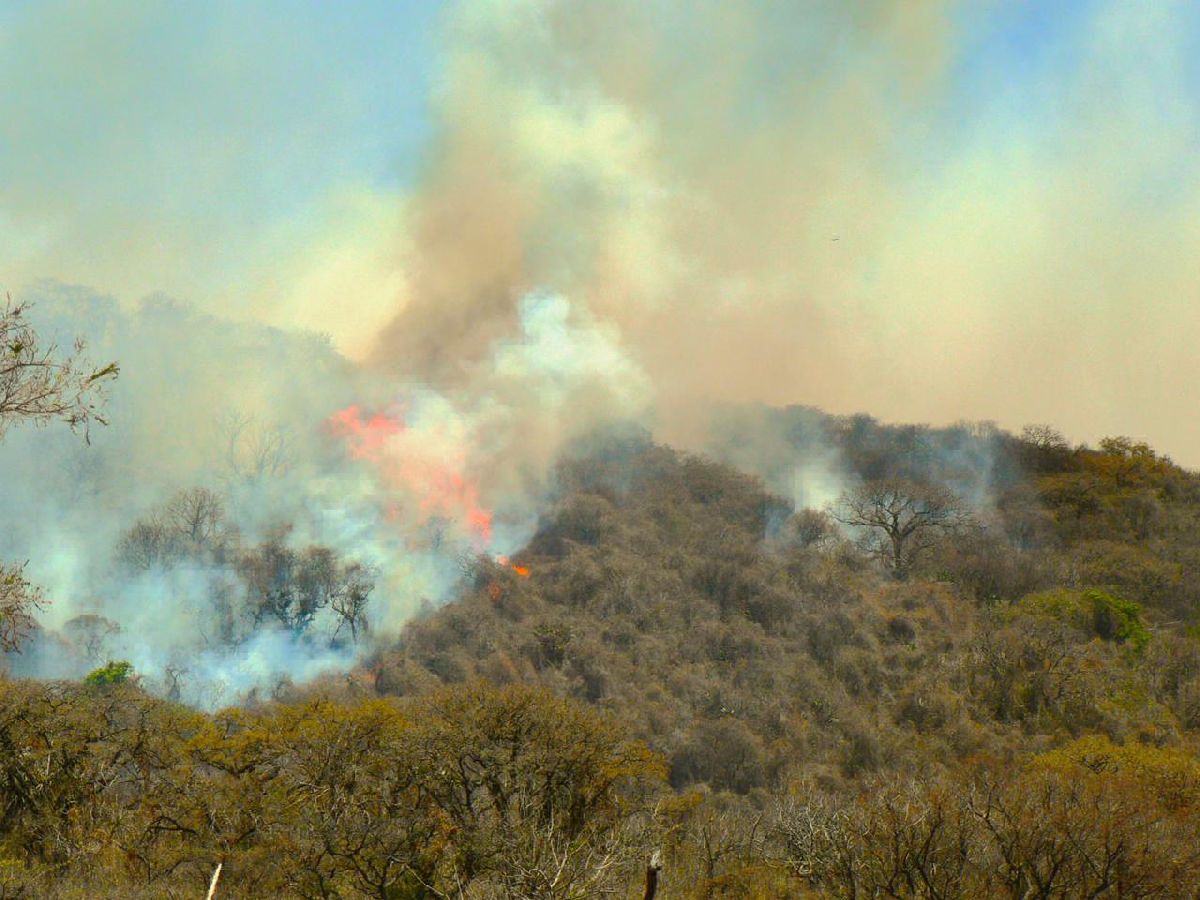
left=84, top=659, right=134, bottom=687
left=670, top=719, right=767, bottom=793
left=1012, top=588, right=1149, bottom=651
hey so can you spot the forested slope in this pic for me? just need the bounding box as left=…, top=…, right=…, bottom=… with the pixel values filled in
left=380, top=420, right=1200, bottom=789
left=5, top=415, right=1200, bottom=896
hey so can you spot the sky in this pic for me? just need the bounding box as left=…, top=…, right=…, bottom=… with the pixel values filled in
left=3, top=0, right=1200, bottom=463
left=0, top=0, right=442, bottom=345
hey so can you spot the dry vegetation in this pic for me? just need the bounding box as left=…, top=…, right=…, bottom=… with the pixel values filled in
left=364, top=419, right=1200, bottom=896
left=6, top=363, right=1200, bottom=894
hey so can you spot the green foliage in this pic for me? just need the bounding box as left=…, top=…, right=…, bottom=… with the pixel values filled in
left=1089, top=589, right=1152, bottom=650
left=1013, top=588, right=1150, bottom=651
left=83, top=659, right=134, bottom=687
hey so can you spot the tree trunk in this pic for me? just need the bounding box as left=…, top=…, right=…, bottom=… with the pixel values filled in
left=643, top=850, right=662, bottom=900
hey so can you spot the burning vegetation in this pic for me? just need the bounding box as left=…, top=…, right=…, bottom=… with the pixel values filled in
left=3, top=0, right=1200, bottom=893
left=328, top=403, right=494, bottom=545
left=6, top=405, right=1200, bottom=895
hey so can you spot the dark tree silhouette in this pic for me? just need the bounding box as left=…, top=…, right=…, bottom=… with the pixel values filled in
left=0, top=297, right=117, bottom=439
left=832, top=478, right=972, bottom=579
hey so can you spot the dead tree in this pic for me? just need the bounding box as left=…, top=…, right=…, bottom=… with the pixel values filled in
left=643, top=850, right=662, bottom=900
left=831, top=478, right=972, bottom=579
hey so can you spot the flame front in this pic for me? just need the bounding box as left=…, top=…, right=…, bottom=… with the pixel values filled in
left=329, top=404, right=402, bottom=460
left=496, top=555, right=531, bottom=577
left=328, top=404, right=494, bottom=545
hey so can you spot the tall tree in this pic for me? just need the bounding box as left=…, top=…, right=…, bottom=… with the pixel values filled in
left=832, top=478, right=972, bottom=579
left=0, top=297, right=118, bottom=439
left=0, top=296, right=117, bottom=650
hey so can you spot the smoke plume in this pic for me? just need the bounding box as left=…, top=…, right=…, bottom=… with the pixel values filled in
left=370, top=0, right=1200, bottom=463
left=3, top=0, right=1199, bottom=700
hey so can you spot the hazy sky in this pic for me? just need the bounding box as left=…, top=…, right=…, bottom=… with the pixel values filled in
left=4, top=0, right=1200, bottom=463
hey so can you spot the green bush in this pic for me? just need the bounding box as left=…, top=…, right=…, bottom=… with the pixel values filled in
left=84, top=659, right=134, bottom=687
left=1013, top=589, right=1150, bottom=651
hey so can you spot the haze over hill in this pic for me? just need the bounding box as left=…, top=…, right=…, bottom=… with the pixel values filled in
left=4, top=0, right=1200, bottom=463
left=3, top=4, right=1200, bottom=894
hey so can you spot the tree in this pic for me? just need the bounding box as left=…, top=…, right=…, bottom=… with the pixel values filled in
left=84, top=660, right=134, bottom=688
left=219, top=410, right=291, bottom=484
left=831, top=478, right=972, bottom=579
left=63, top=614, right=121, bottom=661
left=239, top=540, right=376, bottom=641
left=1019, top=424, right=1074, bottom=474
left=163, top=487, right=226, bottom=546
left=406, top=682, right=664, bottom=896
left=0, top=564, right=44, bottom=652
left=1083, top=435, right=1175, bottom=489
left=0, top=296, right=117, bottom=439
left=789, top=508, right=835, bottom=548
left=0, top=296, right=116, bottom=653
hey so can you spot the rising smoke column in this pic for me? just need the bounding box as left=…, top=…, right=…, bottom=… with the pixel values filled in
left=369, top=0, right=957, bottom=429
left=7, top=2, right=1200, bottom=459
left=364, top=0, right=1200, bottom=463
left=0, top=285, right=647, bottom=706
left=7, top=0, right=1200, bottom=704
left=330, top=290, right=650, bottom=549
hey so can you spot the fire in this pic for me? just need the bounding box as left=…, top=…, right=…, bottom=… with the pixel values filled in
left=496, top=555, right=531, bottom=577
left=328, top=404, right=402, bottom=460
left=486, top=555, right=531, bottom=606
left=328, top=404, right=494, bottom=544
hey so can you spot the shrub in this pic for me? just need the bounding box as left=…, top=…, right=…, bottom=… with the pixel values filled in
left=84, top=659, right=134, bottom=687
left=1012, top=588, right=1149, bottom=651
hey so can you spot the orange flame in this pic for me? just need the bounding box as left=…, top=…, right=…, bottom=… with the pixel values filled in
left=328, top=404, right=494, bottom=544
left=496, top=555, right=531, bottom=577
left=329, top=404, right=402, bottom=460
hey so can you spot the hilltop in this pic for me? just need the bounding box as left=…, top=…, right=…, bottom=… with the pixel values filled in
left=373, top=417, right=1200, bottom=790
left=5, top=412, right=1200, bottom=896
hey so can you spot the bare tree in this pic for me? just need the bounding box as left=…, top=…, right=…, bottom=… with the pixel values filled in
left=63, top=614, right=121, bottom=661
left=0, top=563, right=44, bottom=652
left=831, top=478, right=972, bottom=579
left=163, top=663, right=187, bottom=702
left=1019, top=424, right=1074, bottom=473
left=163, top=487, right=226, bottom=546
left=0, top=296, right=116, bottom=653
left=329, top=561, right=374, bottom=643
left=218, top=411, right=291, bottom=484
left=117, top=518, right=177, bottom=571
left=118, top=487, right=231, bottom=572
left=0, top=296, right=118, bottom=440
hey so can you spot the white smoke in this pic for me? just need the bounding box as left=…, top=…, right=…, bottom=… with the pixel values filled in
left=0, top=282, right=648, bottom=706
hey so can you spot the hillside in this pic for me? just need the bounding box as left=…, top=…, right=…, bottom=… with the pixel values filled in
left=5, top=414, right=1200, bottom=896
left=360, top=417, right=1200, bottom=892
left=377, top=418, right=1200, bottom=780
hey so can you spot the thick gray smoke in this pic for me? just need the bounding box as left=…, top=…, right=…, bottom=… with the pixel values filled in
left=0, top=282, right=648, bottom=705
left=367, top=0, right=1200, bottom=464
left=5, top=0, right=1194, bottom=704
